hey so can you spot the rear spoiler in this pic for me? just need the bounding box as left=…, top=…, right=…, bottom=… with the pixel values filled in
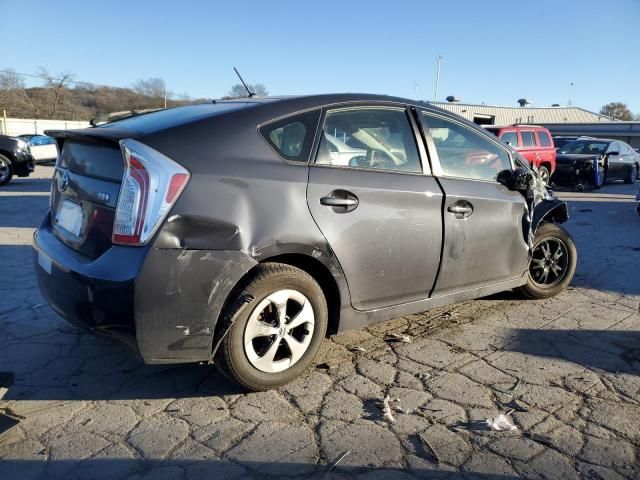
left=45, top=128, right=136, bottom=142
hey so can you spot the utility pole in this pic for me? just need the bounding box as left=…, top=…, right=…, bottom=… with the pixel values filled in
left=414, top=83, right=418, bottom=101
left=164, top=88, right=167, bottom=109
left=568, top=82, right=573, bottom=106
left=434, top=55, right=443, bottom=101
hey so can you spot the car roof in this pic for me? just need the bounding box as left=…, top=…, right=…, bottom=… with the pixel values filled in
left=51, top=93, right=460, bottom=139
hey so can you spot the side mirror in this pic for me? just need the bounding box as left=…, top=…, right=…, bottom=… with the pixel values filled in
left=497, top=168, right=534, bottom=191
left=608, top=151, right=619, bottom=156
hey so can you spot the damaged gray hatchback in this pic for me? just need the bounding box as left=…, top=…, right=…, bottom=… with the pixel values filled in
left=33, top=94, right=576, bottom=390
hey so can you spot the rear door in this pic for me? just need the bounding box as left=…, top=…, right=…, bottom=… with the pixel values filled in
left=519, top=130, right=539, bottom=166
left=417, top=111, right=529, bottom=296
left=535, top=129, right=555, bottom=169
left=50, top=138, right=124, bottom=258
left=306, top=105, right=443, bottom=310
left=606, top=142, right=625, bottom=180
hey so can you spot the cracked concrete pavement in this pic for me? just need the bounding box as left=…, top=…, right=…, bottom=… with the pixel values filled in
left=1, top=165, right=639, bottom=479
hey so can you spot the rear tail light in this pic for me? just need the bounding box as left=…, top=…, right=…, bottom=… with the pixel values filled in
left=112, top=139, right=190, bottom=246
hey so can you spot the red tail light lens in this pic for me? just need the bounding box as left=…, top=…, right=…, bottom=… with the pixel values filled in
left=112, top=139, right=190, bottom=246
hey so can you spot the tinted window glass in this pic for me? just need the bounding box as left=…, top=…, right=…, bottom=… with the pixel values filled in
left=500, top=131, right=518, bottom=147
left=421, top=113, right=512, bottom=181
left=316, top=107, right=421, bottom=173
left=560, top=140, right=609, bottom=154
left=521, top=131, right=536, bottom=147
left=260, top=109, right=320, bottom=162
left=60, top=141, right=124, bottom=181
left=100, top=103, right=258, bottom=133
left=537, top=131, right=552, bottom=147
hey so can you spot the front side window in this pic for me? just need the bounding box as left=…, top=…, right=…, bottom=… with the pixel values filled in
left=421, top=113, right=512, bottom=181
left=521, top=131, right=536, bottom=147
left=537, top=131, right=552, bottom=147
left=260, top=109, right=321, bottom=162
left=500, top=131, right=519, bottom=147
left=315, top=107, right=421, bottom=173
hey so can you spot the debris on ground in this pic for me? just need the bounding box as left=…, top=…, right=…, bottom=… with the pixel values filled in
left=506, top=378, right=522, bottom=395
left=328, top=450, right=351, bottom=471
left=485, top=413, right=518, bottom=432
left=315, top=363, right=333, bottom=371
left=32, top=304, right=44, bottom=310
left=348, top=346, right=366, bottom=353
left=380, top=395, right=396, bottom=423
left=418, top=432, right=441, bottom=463
left=383, top=333, right=411, bottom=344
left=417, top=372, right=432, bottom=381
left=500, top=398, right=529, bottom=413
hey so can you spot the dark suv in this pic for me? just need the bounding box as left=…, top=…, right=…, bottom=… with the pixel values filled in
left=0, top=134, right=35, bottom=185
left=34, top=94, right=576, bottom=390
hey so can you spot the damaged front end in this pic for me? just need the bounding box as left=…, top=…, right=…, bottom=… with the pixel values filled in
left=499, top=159, right=569, bottom=252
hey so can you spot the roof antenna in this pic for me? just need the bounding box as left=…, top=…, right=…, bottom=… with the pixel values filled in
left=233, top=67, right=255, bottom=97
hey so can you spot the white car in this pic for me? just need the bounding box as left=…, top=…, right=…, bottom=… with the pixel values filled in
left=322, top=133, right=367, bottom=166
left=20, top=135, right=58, bottom=163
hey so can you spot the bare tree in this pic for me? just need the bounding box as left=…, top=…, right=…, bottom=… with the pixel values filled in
left=133, top=78, right=167, bottom=107
left=38, top=68, right=75, bottom=118
left=228, top=83, right=268, bottom=98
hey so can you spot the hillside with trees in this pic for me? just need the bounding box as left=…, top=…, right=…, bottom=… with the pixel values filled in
left=0, top=69, right=268, bottom=122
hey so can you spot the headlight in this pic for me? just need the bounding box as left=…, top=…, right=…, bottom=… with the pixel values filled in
left=17, top=139, right=30, bottom=151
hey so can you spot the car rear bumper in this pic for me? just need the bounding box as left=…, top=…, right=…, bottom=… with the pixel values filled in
left=33, top=214, right=148, bottom=355
left=33, top=214, right=258, bottom=364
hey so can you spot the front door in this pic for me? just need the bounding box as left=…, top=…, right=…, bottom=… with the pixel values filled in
left=418, top=110, right=530, bottom=297
left=306, top=106, right=443, bottom=311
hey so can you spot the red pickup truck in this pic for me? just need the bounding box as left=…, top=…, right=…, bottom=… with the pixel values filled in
left=485, top=125, right=556, bottom=184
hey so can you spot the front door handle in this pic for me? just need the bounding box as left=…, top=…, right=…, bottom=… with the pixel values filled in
left=447, top=200, right=473, bottom=219
left=320, top=190, right=359, bottom=213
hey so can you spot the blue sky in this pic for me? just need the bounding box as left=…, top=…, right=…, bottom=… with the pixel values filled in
left=2, top=0, right=639, bottom=113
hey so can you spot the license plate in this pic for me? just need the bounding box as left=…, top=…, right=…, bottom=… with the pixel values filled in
left=38, top=250, right=52, bottom=275
left=55, top=199, right=83, bottom=237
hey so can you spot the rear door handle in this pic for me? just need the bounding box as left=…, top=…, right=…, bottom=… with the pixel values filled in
left=320, top=190, right=359, bottom=212
left=447, top=200, right=473, bottom=219
left=320, top=197, right=358, bottom=207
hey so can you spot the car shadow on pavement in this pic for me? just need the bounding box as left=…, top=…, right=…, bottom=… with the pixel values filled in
left=0, top=177, right=52, bottom=193
left=506, top=329, right=640, bottom=375
left=0, top=458, right=520, bottom=480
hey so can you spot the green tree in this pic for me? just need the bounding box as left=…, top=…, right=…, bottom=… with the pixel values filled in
left=599, top=102, right=633, bottom=121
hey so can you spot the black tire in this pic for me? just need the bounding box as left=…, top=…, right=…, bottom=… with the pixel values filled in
left=624, top=164, right=637, bottom=184
left=517, top=223, right=577, bottom=300
left=537, top=165, right=550, bottom=185
left=217, top=263, right=328, bottom=391
left=0, top=154, right=14, bottom=186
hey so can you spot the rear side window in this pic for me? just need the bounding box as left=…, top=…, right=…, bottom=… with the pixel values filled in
left=59, top=141, right=124, bottom=181
left=315, top=107, right=421, bottom=173
left=537, top=130, right=552, bottom=147
left=521, top=131, right=536, bottom=147
left=500, top=131, right=519, bottom=147
left=260, top=109, right=321, bottom=162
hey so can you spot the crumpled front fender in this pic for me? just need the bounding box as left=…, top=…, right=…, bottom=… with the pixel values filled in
left=531, top=198, right=569, bottom=232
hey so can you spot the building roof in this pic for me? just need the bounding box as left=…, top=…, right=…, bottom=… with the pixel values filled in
left=429, top=101, right=614, bottom=125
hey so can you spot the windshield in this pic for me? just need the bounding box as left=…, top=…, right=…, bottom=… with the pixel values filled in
left=559, top=140, right=609, bottom=155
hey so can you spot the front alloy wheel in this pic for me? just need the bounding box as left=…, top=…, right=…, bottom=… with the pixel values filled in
left=517, top=223, right=577, bottom=299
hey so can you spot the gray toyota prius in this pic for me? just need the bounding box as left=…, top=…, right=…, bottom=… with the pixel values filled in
left=33, top=94, right=576, bottom=390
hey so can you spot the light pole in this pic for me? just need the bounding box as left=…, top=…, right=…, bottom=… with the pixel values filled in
left=434, top=55, right=443, bottom=101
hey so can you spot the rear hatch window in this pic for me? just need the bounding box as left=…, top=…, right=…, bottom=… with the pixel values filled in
left=51, top=139, right=124, bottom=258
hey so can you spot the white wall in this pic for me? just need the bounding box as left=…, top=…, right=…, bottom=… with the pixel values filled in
left=0, top=117, right=90, bottom=136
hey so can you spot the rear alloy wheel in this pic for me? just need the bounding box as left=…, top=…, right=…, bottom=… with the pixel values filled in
left=517, top=223, right=577, bottom=299
left=624, top=165, right=637, bottom=184
left=537, top=165, right=550, bottom=185
left=217, top=263, right=328, bottom=391
left=0, top=155, right=13, bottom=186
